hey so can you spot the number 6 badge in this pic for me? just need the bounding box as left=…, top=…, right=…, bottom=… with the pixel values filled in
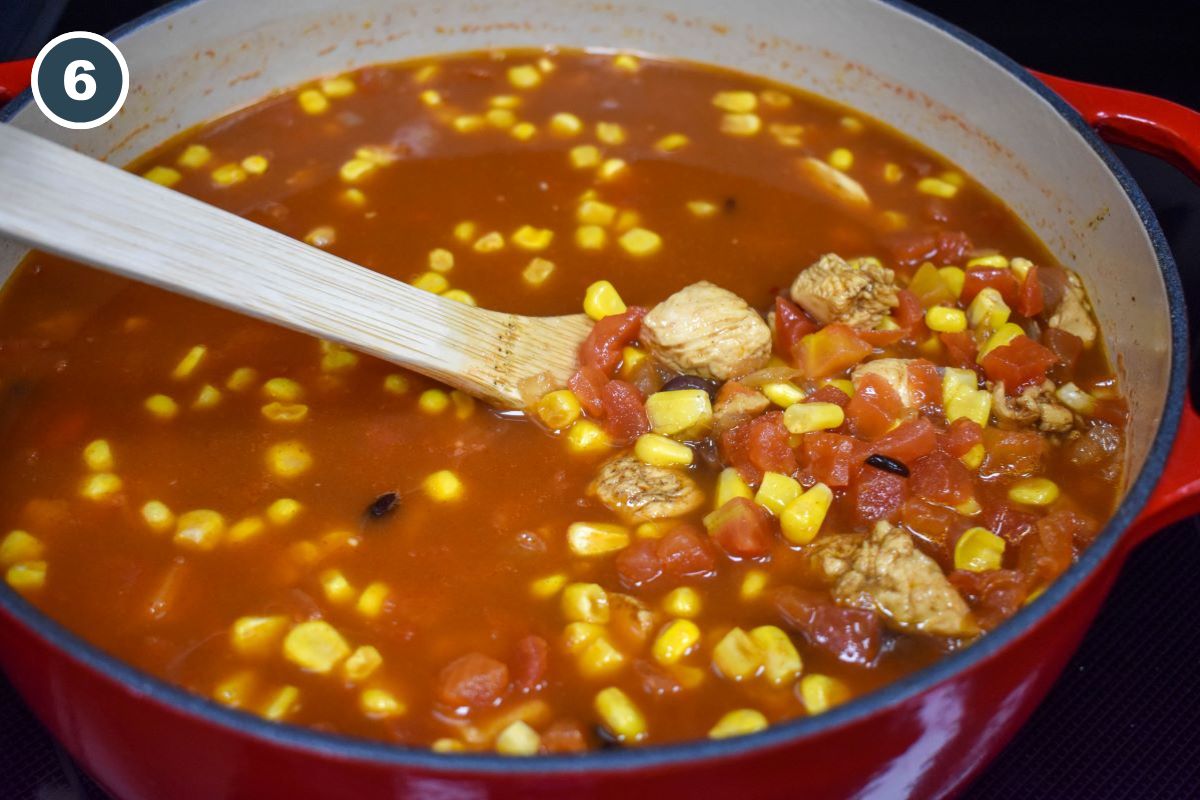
left=31, top=31, right=130, bottom=131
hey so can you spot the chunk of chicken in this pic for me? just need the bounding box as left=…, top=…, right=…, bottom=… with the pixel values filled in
left=991, top=380, right=1076, bottom=434
left=790, top=253, right=899, bottom=328
left=712, top=386, right=771, bottom=437
left=809, top=522, right=978, bottom=638
left=796, top=157, right=871, bottom=210
left=640, top=281, right=772, bottom=381
left=1048, top=272, right=1098, bottom=347
left=589, top=453, right=705, bottom=523
left=851, top=358, right=919, bottom=408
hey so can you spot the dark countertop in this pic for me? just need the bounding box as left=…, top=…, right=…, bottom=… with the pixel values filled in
left=1, top=2, right=1198, bottom=797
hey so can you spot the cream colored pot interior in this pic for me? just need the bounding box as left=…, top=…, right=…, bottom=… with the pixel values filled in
left=0, top=0, right=1171, bottom=490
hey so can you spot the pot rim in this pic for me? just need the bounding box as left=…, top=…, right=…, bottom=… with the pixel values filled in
left=0, top=0, right=1187, bottom=777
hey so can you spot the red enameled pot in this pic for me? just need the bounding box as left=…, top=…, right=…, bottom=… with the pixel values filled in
left=1, top=1, right=1199, bottom=798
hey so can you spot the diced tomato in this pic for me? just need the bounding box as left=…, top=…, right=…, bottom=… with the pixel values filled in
left=1043, top=327, right=1084, bottom=373
left=1017, top=510, right=1077, bottom=586
left=901, top=497, right=966, bottom=556
left=983, top=499, right=1039, bottom=545
left=772, top=586, right=882, bottom=666
left=845, top=373, right=905, bottom=440
left=774, top=296, right=819, bottom=360
left=615, top=539, right=663, bottom=588
left=856, top=328, right=906, bottom=347
left=634, top=659, right=683, bottom=697
left=935, top=231, right=974, bottom=265
left=909, top=452, right=973, bottom=505
left=886, top=229, right=973, bottom=270
left=704, top=497, right=774, bottom=559
left=1037, top=264, right=1069, bottom=310
left=567, top=366, right=607, bottom=417
left=796, top=324, right=873, bottom=380
left=979, top=335, right=1059, bottom=392
left=939, top=417, right=983, bottom=458
left=848, top=466, right=907, bottom=525
left=580, top=306, right=646, bottom=376
left=720, top=422, right=760, bottom=485
left=437, top=653, right=509, bottom=707
left=599, top=380, right=649, bottom=444
left=541, top=720, right=588, bottom=753
left=657, top=524, right=718, bottom=577
left=981, top=428, right=1046, bottom=477
left=949, top=569, right=1026, bottom=630
left=907, top=359, right=942, bottom=415
left=802, top=432, right=867, bottom=488
left=1015, top=264, right=1045, bottom=317
left=747, top=411, right=797, bottom=475
left=715, top=380, right=754, bottom=406
left=961, top=267, right=1019, bottom=306
left=806, top=384, right=851, bottom=408
left=871, top=417, right=938, bottom=464
left=893, top=289, right=927, bottom=338
left=511, top=635, right=549, bottom=691
left=939, top=331, right=978, bottom=367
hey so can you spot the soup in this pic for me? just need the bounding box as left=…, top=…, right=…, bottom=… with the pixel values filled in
left=0, top=49, right=1126, bottom=753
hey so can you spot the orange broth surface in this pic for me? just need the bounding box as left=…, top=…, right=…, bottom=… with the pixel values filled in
left=0, top=49, right=1127, bottom=752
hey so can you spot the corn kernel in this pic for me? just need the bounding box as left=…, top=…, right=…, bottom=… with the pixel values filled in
left=549, top=112, right=583, bottom=137
left=635, top=521, right=672, bottom=539
left=212, top=670, right=257, bottom=707
left=143, top=166, right=182, bottom=187
left=261, top=402, right=309, bottom=424
left=799, top=674, right=851, bottom=714
left=978, top=323, right=1026, bottom=361
left=619, top=348, right=649, bottom=382
left=768, top=123, right=805, bottom=147
left=828, top=147, right=854, bottom=171
left=507, top=64, right=542, bottom=89
left=452, top=389, right=475, bottom=419
left=663, top=587, right=702, bottom=618
left=383, top=374, right=409, bottom=395
left=712, top=90, right=758, bottom=113
left=226, top=367, right=257, bottom=392
left=283, top=620, right=350, bottom=673
left=954, top=526, right=1006, bottom=572
left=140, top=501, right=174, bottom=533
left=177, top=144, right=212, bottom=169
left=619, top=227, right=665, bottom=258
left=530, top=573, right=568, bottom=599
left=761, top=381, right=805, bottom=408
left=575, top=201, right=616, bottom=229
left=761, top=89, right=794, bottom=108
left=941, top=171, right=965, bottom=187
left=740, top=569, right=769, bottom=601
left=967, top=254, right=1009, bottom=269
left=419, top=89, right=442, bottom=107
left=926, top=306, right=968, bottom=333
left=83, top=439, right=114, bottom=472
left=510, top=122, right=537, bottom=141
left=594, top=687, right=646, bottom=741
left=144, top=393, right=179, bottom=420
left=193, top=384, right=221, bottom=409
left=262, top=377, right=302, bottom=402
left=0, top=531, right=43, bottom=566
left=708, top=708, right=768, bottom=739
left=419, top=389, right=449, bottom=414
left=354, top=146, right=398, bottom=166
left=883, top=162, right=903, bottom=183
left=575, top=225, right=607, bottom=250
left=634, top=434, right=694, bottom=468
left=652, top=619, right=701, bottom=665
left=612, top=53, right=640, bottom=72
left=80, top=472, right=122, bottom=500
left=1010, top=256, right=1033, bottom=280
left=720, top=113, right=761, bottom=136
left=645, top=390, right=713, bottom=438
left=713, top=628, right=763, bottom=681
left=496, top=720, right=541, bottom=755
left=568, top=144, right=601, bottom=169
left=423, top=470, right=464, bottom=502
left=946, top=389, right=992, bottom=428
left=939, top=266, right=966, bottom=298
left=485, top=108, right=516, bottom=129
left=567, top=522, right=630, bottom=557
left=266, top=441, right=312, bottom=478
left=686, top=200, right=718, bottom=218
left=614, top=209, right=641, bottom=232
left=715, top=468, right=754, bottom=509
left=749, top=626, right=802, bottom=686
left=955, top=497, right=982, bottom=517
left=360, top=688, right=405, bottom=718
left=533, top=389, right=582, bottom=430
left=339, top=158, right=376, bottom=183
left=522, top=257, right=556, bottom=286
left=453, top=114, right=485, bottom=133
left=779, top=483, right=834, bottom=545
left=211, top=163, right=246, bottom=186
left=453, top=221, right=477, bottom=242
left=563, top=621, right=607, bottom=653
left=594, top=121, right=626, bottom=145
left=261, top=685, right=300, bottom=721
left=489, top=94, right=520, bottom=109
left=961, top=443, right=986, bottom=471
left=228, top=516, right=266, bottom=543
left=1008, top=478, right=1060, bottom=506
left=5, top=560, right=46, bottom=592
left=565, top=420, right=611, bottom=453
left=597, top=158, right=627, bottom=182
left=241, top=154, right=269, bottom=176
left=174, top=509, right=225, bottom=551
left=582, top=280, right=627, bottom=320
left=473, top=231, right=505, bottom=253
left=840, top=115, right=865, bottom=132
left=265, top=498, right=301, bottom=526
left=432, top=738, right=465, bottom=753
left=754, top=472, right=803, bottom=516
left=230, top=615, right=290, bottom=658
left=655, top=133, right=689, bottom=152
left=357, top=581, right=390, bottom=618
left=578, top=636, right=625, bottom=678
left=916, top=176, right=958, bottom=198
left=967, top=287, right=1011, bottom=331
left=404, top=271, right=448, bottom=296
left=342, top=645, right=383, bottom=682
left=510, top=225, right=554, bottom=252
left=783, top=402, right=845, bottom=434
left=303, top=226, right=336, bottom=248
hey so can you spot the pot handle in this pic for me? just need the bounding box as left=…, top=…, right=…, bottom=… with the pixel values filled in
left=1034, top=70, right=1200, bottom=546
left=0, top=58, right=33, bottom=106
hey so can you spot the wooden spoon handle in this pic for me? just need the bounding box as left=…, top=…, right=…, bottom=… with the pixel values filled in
left=0, top=125, right=587, bottom=407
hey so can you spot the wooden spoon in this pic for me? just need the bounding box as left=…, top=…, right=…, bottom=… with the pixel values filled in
left=0, top=125, right=593, bottom=408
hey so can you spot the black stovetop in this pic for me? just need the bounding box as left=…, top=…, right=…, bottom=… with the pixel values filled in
left=2, top=2, right=1199, bottom=798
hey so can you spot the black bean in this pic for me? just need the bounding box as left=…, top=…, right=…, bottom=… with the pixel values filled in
left=865, top=453, right=910, bottom=477
left=661, top=374, right=720, bottom=401
left=364, top=491, right=400, bottom=520
left=594, top=725, right=622, bottom=749
left=723, top=196, right=738, bottom=213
